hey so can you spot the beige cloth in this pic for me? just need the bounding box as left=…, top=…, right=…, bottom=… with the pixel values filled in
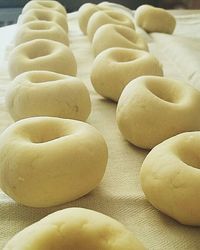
left=0, top=5, right=200, bottom=250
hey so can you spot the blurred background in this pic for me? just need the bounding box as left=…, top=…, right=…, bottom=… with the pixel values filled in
left=0, top=0, right=199, bottom=27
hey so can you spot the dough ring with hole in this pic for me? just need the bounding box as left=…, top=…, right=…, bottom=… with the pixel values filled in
left=92, top=24, right=148, bottom=56
left=22, top=0, right=67, bottom=16
left=0, top=117, right=108, bottom=207
left=87, top=10, right=135, bottom=41
left=18, top=9, right=68, bottom=33
left=6, top=71, right=91, bottom=121
left=135, top=5, right=176, bottom=34
left=140, top=131, right=200, bottom=226
left=116, top=76, right=200, bottom=149
left=15, top=20, right=69, bottom=46
left=78, top=3, right=110, bottom=34
left=91, top=48, right=163, bottom=102
left=3, top=207, right=145, bottom=250
left=8, top=39, right=77, bottom=79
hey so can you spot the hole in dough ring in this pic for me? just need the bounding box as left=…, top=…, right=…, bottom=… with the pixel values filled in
left=18, top=9, right=68, bottom=33
left=87, top=10, right=135, bottom=41
left=22, top=0, right=67, bottom=16
left=91, top=48, right=163, bottom=102
left=92, top=23, right=148, bottom=56
left=15, top=20, right=69, bottom=46
left=78, top=3, right=110, bottom=34
left=3, top=207, right=145, bottom=250
left=140, top=131, right=200, bottom=226
left=135, top=5, right=176, bottom=34
left=0, top=117, right=108, bottom=207
left=116, top=76, right=200, bottom=149
left=6, top=71, right=91, bottom=121
left=8, top=39, right=77, bottom=79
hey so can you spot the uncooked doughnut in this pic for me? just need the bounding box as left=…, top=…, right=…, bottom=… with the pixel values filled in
left=18, top=9, right=68, bottom=33
left=3, top=207, right=145, bottom=250
left=8, top=39, right=77, bottom=79
left=87, top=10, right=135, bottom=41
left=92, top=24, right=148, bottom=56
left=78, top=3, right=109, bottom=34
left=140, top=131, right=200, bottom=226
left=91, top=48, right=163, bottom=102
left=22, top=0, right=67, bottom=16
left=135, top=5, right=176, bottom=34
left=117, top=76, right=200, bottom=149
left=6, top=71, right=91, bottom=121
left=0, top=117, right=108, bottom=207
left=15, top=21, right=69, bottom=46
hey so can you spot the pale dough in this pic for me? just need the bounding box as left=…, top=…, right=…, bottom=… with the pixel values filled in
left=18, top=9, right=68, bottom=33
left=8, top=39, right=77, bottom=79
left=140, top=131, right=200, bottom=226
left=22, top=0, right=67, bottom=16
left=3, top=207, right=145, bottom=250
left=6, top=71, right=91, bottom=121
left=87, top=9, right=135, bottom=41
left=0, top=117, right=108, bottom=207
left=135, top=5, right=176, bottom=34
left=15, top=20, right=69, bottom=46
left=92, top=23, right=148, bottom=56
left=91, top=48, right=163, bottom=102
left=116, top=76, right=200, bottom=149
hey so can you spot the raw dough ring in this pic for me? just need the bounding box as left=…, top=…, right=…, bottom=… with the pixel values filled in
left=15, top=20, right=69, bottom=46
left=91, top=48, right=163, bottom=102
left=92, top=23, right=148, bottom=56
left=22, top=0, right=67, bottom=16
left=87, top=10, right=135, bottom=41
left=140, top=131, right=200, bottom=226
left=116, top=76, right=200, bottom=149
left=18, top=9, right=68, bottom=33
left=6, top=71, right=91, bottom=121
left=0, top=117, right=108, bottom=207
left=8, top=39, right=77, bottom=79
left=135, top=5, right=176, bottom=34
left=3, top=207, right=145, bottom=250
left=78, top=3, right=110, bottom=34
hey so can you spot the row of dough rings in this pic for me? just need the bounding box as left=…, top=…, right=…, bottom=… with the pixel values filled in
left=19, top=0, right=68, bottom=32
left=1, top=0, right=108, bottom=210
left=79, top=2, right=200, bottom=227
left=2, top=2, right=143, bottom=249
left=78, top=3, right=135, bottom=43
left=7, top=0, right=91, bottom=122
left=78, top=4, right=163, bottom=102
left=16, top=0, right=68, bottom=46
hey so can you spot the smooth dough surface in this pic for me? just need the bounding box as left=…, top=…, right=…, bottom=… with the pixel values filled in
left=18, top=9, right=68, bottom=33
left=22, top=0, right=67, bottom=16
left=140, top=132, right=200, bottom=226
left=117, top=76, right=200, bottom=149
left=87, top=9, right=135, bottom=41
left=0, top=117, right=108, bottom=207
left=91, top=48, right=163, bottom=102
left=3, top=207, right=145, bottom=250
left=135, top=5, right=176, bottom=34
left=15, top=20, right=69, bottom=46
left=8, top=39, right=77, bottom=79
left=78, top=3, right=109, bottom=34
left=92, top=24, right=148, bottom=56
left=6, top=71, right=91, bottom=121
